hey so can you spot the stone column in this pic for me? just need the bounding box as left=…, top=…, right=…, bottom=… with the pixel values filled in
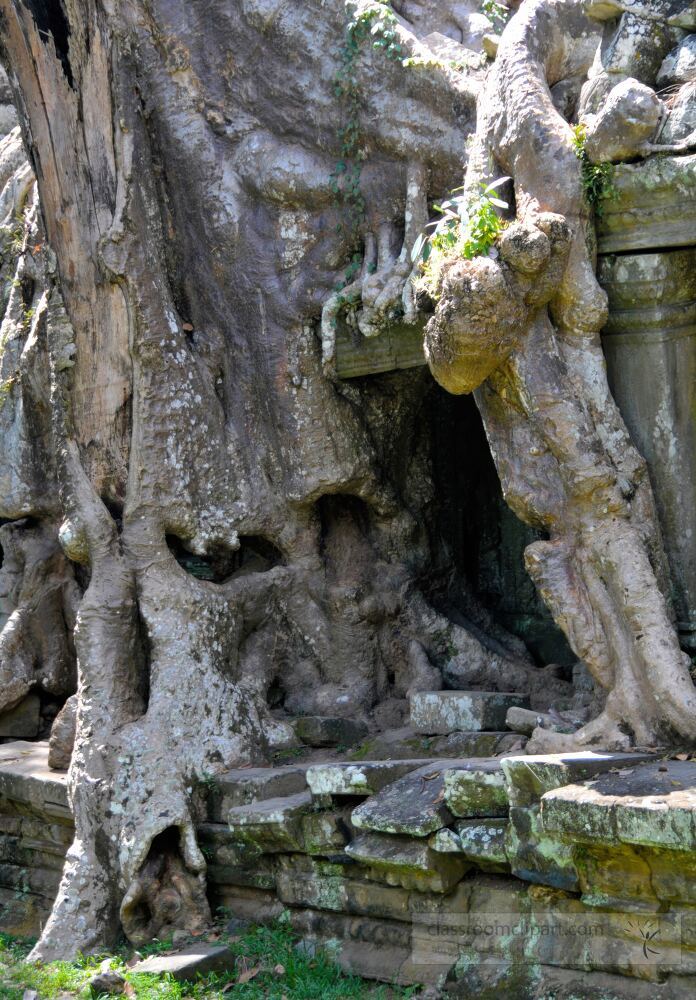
left=597, top=155, right=696, bottom=652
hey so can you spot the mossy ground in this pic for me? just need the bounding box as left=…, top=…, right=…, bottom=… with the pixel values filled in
left=0, top=921, right=420, bottom=1000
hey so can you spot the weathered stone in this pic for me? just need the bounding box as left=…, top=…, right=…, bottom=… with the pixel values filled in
left=276, top=857, right=411, bottom=922
left=0, top=695, right=40, bottom=739
left=0, top=742, right=70, bottom=821
left=348, top=729, right=526, bottom=762
left=429, top=818, right=508, bottom=867
left=409, top=691, right=529, bottom=735
left=501, top=751, right=654, bottom=891
left=208, top=765, right=308, bottom=821
left=306, top=759, right=429, bottom=797
left=88, top=969, right=125, bottom=996
left=660, top=81, right=696, bottom=144
left=541, top=760, right=696, bottom=852
left=226, top=791, right=312, bottom=853
left=351, top=764, right=454, bottom=837
left=585, top=0, right=696, bottom=30
left=657, top=35, right=696, bottom=86
left=596, top=153, right=696, bottom=252
left=443, top=760, right=508, bottom=818
left=505, top=706, right=568, bottom=737
left=346, top=832, right=469, bottom=893
left=47, top=695, right=77, bottom=771
left=131, top=944, right=235, bottom=981
left=292, top=716, right=368, bottom=748
left=288, top=909, right=417, bottom=984
left=584, top=78, right=662, bottom=163
left=300, top=810, right=349, bottom=855
left=208, top=885, right=284, bottom=926
left=502, top=751, right=655, bottom=806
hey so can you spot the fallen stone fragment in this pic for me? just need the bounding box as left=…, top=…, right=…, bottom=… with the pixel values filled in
left=88, top=969, right=125, bottom=995
left=130, top=944, right=235, bottom=981
left=48, top=695, right=77, bottom=771
left=409, top=691, right=529, bottom=735
left=443, top=760, right=508, bottom=817
left=293, top=716, right=368, bottom=748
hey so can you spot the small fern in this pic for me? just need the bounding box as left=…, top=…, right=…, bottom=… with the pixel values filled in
left=572, top=123, right=617, bottom=215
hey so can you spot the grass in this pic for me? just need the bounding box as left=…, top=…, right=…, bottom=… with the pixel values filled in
left=0, top=920, right=419, bottom=999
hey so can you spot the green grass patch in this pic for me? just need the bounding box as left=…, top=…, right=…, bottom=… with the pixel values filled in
left=0, top=920, right=419, bottom=999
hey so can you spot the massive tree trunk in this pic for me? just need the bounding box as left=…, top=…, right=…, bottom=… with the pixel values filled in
left=424, top=0, right=696, bottom=751
left=0, top=0, right=538, bottom=959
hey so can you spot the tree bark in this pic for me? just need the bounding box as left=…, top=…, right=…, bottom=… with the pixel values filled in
left=0, top=0, right=540, bottom=958
left=424, top=0, right=696, bottom=751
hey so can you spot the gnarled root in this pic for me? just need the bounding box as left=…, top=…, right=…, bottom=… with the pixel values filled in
left=425, top=0, right=696, bottom=749
left=120, top=828, right=210, bottom=947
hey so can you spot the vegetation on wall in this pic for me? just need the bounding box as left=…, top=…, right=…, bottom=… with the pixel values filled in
left=411, top=178, right=510, bottom=296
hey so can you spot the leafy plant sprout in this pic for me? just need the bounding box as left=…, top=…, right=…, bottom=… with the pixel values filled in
left=571, top=122, right=617, bottom=214
left=411, top=177, right=510, bottom=297
left=481, top=0, right=511, bottom=31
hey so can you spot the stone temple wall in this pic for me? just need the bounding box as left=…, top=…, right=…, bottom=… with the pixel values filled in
left=1, top=739, right=695, bottom=997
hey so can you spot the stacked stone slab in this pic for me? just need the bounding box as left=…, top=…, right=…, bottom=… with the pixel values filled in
left=1, top=741, right=695, bottom=996
left=0, top=742, right=71, bottom=935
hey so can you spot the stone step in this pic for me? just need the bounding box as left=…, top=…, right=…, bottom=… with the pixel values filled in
left=227, top=791, right=312, bottom=854
left=501, top=750, right=656, bottom=892
left=0, top=741, right=70, bottom=821
left=345, top=831, right=468, bottom=893
left=501, top=750, right=657, bottom=807
left=306, top=759, right=431, bottom=797
left=208, top=765, right=308, bottom=821
left=409, top=691, right=529, bottom=735
left=351, top=763, right=454, bottom=837
left=429, top=818, right=508, bottom=866
left=275, top=856, right=411, bottom=923
left=541, top=759, right=696, bottom=852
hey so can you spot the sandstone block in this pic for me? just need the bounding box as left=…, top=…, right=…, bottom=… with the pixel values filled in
left=208, top=765, right=307, bottom=820
left=345, top=831, right=468, bottom=892
left=443, top=760, right=508, bottom=818
left=409, top=691, right=529, bottom=735
left=306, top=759, right=428, bottom=796
left=351, top=764, right=455, bottom=837
left=226, top=791, right=312, bottom=853
left=131, top=944, right=235, bottom=981
left=293, top=716, right=368, bottom=748
left=429, top=818, right=508, bottom=866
